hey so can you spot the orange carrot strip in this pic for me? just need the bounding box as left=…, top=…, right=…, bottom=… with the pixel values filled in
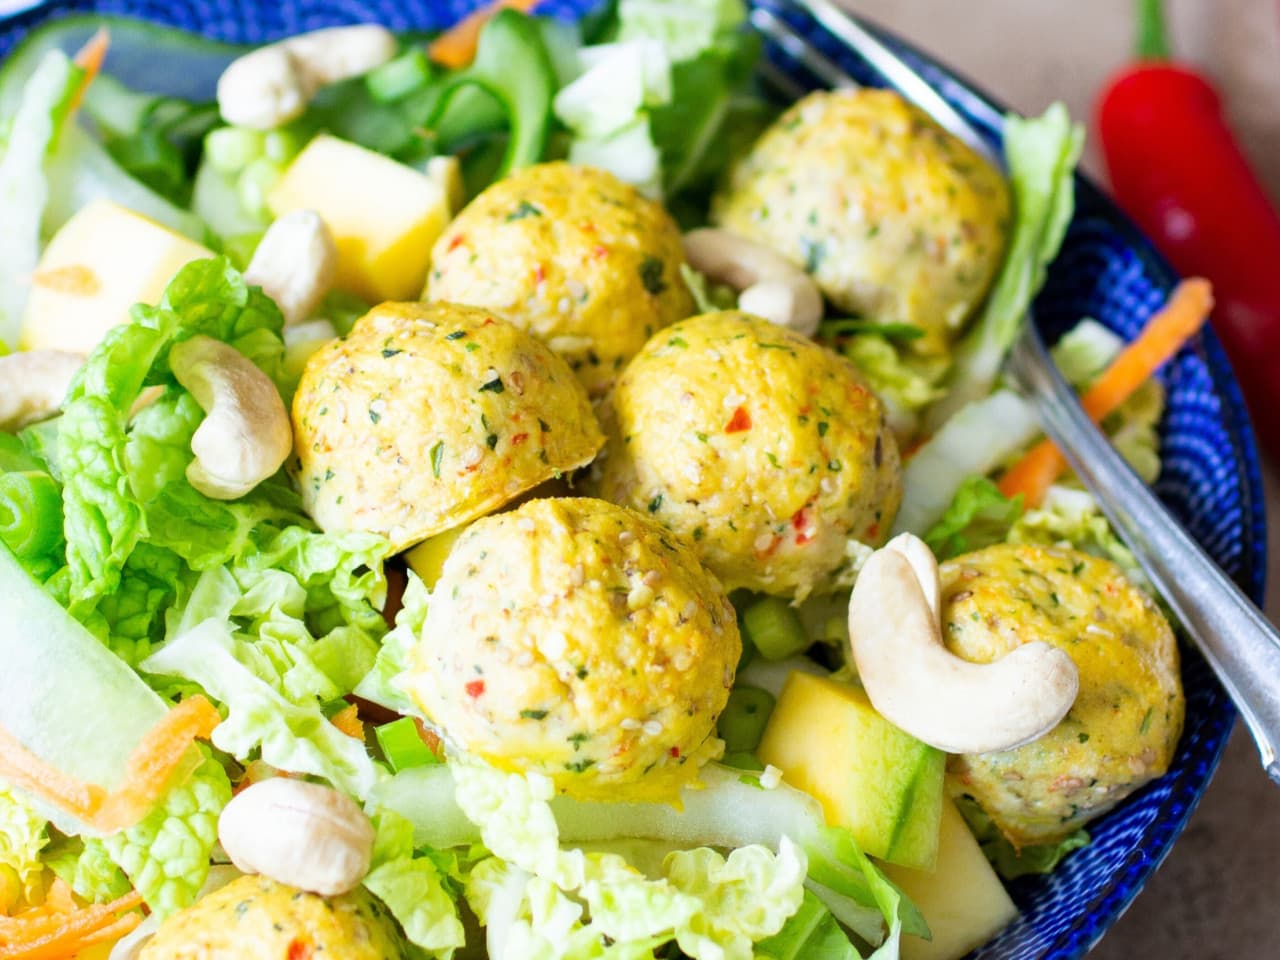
left=428, top=0, right=539, bottom=68
left=330, top=703, right=364, bottom=741
left=0, top=892, right=141, bottom=958
left=0, top=696, right=220, bottom=833
left=66, top=28, right=110, bottom=117
left=999, top=278, right=1214, bottom=507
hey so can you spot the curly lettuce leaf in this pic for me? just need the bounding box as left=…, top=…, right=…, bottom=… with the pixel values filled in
left=101, top=748, right=231, bottom=918
left=837, top=334, right=948, bottom=438
left=363, top=810, right=466, bottom=959
left=1008, top=484, right=1145, bottom=586
left=924, top=476, right=1023, bottom=561
left=0, top=786, right=48, bottom=908
left=355, top=569, right=430, bottom=715
left=926, top=103, right=1085, bottom=430
left=617, top=0, right=746, bottom=61
left=44, top=836, right=131, bottom=904
left=140, top=617, right=385, bottom=798
left=953, top=795, right=1088, bottom=881
left=754, top=889, right=860, bottom=960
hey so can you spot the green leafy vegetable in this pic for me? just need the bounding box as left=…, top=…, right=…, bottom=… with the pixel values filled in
left=754, top=889, right=861, bottom=960
left=1008, top=484, right=1147, bottom=589
left=953, top=795, right=1088, bottom=880
left=923, top=476, right=1023, bottom=561
left=101, top=748, right=231, bottom=918
left=363, top=810, right=466, bottom=958
left=44, top=836, right=131, bottom=904
left=355, top=567, right=430, bottom=716
left=836, top=335, right=947, bottom=438
left=0, top=786, right=47, bottom=909
left=617, top=0, right=747, bottom=61
left=926, top=103, right=1084, bottom=431
left=819, top=320, right=926, bottom=342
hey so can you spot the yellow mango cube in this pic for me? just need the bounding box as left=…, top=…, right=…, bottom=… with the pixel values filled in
left=757, top=670, right=945, bottom=869
left=268, top=134, right=449, bottom=303
left=883, top=800, right=1019, bottom=960
left=20, top=200, right=213, bottom=354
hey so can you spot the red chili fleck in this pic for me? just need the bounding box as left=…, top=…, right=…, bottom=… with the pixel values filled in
left=287, top=940, right=314, bottom=960
left=592, top=244, right=609, bottom=259
left=511, top=433, right=529, bottom=445
left=465, top=680, right=486, bottom=698
left=864, top=522, right=880, bottom=541
left=447, top=233, right=466, bottom=252
left=534, top=264, right=546, bottom=284
left=670, top=746, right=681, bottom=758
left=792, top=508, right=815, bottom=546
left=482, top=317, right=497, bottom=326
left=725, top=406, right=752, bottom=433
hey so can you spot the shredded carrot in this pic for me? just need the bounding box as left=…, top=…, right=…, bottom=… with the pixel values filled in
left=66, top=28, right=110, bottom=117
left=0, top=696, right=220, bottom=834
left=0, top=891, right=141, bottom=959
left=330, top=703, right=364, bottom=741
left=999, top=278, right=1214, bottom=507
left=427, top=0, right=539, bottom=68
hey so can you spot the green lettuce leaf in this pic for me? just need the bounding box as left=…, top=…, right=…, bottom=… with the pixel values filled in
left=953, top=795, right=1088, bottom=881
left=838, top=334, right=948, bottom=438
left=44, top=836, right=131, bottom=904
left=924, top=476, right=1023, bottom=561
left=754, top=889, right=860, bottom=960
left=0, top=49, right=81, bottom=349
left=0, top=785, right=48, bottom=909
left=617, top=0, right=747, bottom=62
left=363, top=810, right=466, bottom=959
left=926, top=103, right=1085, bottom=430
left=140, top=617, right=386, bottom=798
left=100, top=748, right=231, bottom=918
left=355, top=569, right=430, bottom=715
left=1007, top=484, right=1145, bottom=587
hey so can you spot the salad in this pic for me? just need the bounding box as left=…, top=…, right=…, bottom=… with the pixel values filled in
left=0, top=1, right=1214, bottom=958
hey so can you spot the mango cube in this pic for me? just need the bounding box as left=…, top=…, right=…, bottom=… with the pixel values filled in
left=20, top=200, right=213, bottom=354
left=883, top=799, right=1019, bottom=960
left=268, top=134, right=449, bottom=303
left=757, top=670, right=945, bottom=869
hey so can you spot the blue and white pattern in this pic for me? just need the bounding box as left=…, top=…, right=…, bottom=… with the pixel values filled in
left=0, top=1, right=1266, bottom=957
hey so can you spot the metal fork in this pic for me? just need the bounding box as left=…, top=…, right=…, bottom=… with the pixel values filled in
left=750, top=0, right=1280, bottom=783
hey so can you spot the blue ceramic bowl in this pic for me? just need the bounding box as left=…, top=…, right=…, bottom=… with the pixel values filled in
left=0, top=2, right=1267, bottom=957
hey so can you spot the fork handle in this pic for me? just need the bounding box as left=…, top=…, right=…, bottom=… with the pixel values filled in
left=1008, top=331, right=1280, bottom=785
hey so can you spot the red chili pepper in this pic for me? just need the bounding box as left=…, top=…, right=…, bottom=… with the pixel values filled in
left=725, top=406, right=752, bottom=433
left=465, top=680, right=486, bottom=698
left=1095, top=0, right=1280, bottom=455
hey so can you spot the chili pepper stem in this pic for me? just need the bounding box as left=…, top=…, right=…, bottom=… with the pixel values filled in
left=1136, top=0, right=1172, bottom=60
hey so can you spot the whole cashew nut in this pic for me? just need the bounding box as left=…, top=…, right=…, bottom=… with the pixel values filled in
left=847, top=533, right=1079, bottom=755
left=217, top=25, right=398, bottom=130
left=683, top=228, right=824, bottom=336
left=244, top=210, right=338, bottom=327
left=217, top=778, right=374, bottom=896
left=169, top=335, right=292, bottom=500
left=0, top=350, right=84, bottom=431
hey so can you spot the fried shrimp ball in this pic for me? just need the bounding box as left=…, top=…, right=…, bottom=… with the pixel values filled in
left=400, top=497, right=740, bottom=802
left=139, top=876, right=405, bottom=960
left=427, top=162, right=694, bottom=395
left=940, top=543, right=1184, bottom=846
left=590, top=311, right=901, bottom=598
left=292, top=301, right=603, bottom=552
left=712, top=89, right=1011, bottom=354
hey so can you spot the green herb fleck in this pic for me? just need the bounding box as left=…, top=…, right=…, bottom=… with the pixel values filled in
left=568, top=732, right=591, bottom=750
left=817, top=421, right=829, bottom=437
left=827, top=459, right=843, bottom=472
left=465, top=342, right=480, bottom=353
left=695, top=431, right=709, bottom=443
left=565, top=758, right=596, bottom=773
left=479, top=376, right=504, bottom=394
left=1139, top=708, right=1154, bottom=735
left=639, top=256, right=667, bottom=295
left=506, top=199, right=543, bottom=221
left=520, top=709, right=549, bottom=720
left=382, top=347, right=402, bottom=358
left=445, top=329, right=467, bottom=341
left=668, top=336, right=688, bottom=348
left=1078, top=733, right=1090, bottom=744
left=647, top=493, right=663, bottom=513
left=800, top=237, right=827, bottom=273
left=430, top=441, right=445, bottom=478
left=368, top=406, right=382, bottom=424
left=486, top=433, right=499, bottom=450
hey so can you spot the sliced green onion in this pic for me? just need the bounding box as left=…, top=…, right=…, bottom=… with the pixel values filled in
left=205, top=126, right=266, bottom=174
left=740, top=595, right=809, bottom=661
left=717, top=686, right=775, bottom=753
left=365, top=49, right=432, bottom=104
left=0, top=470, right=63, bottom=559
left=262, top=128, right=303, bottom=166
left=376, top=716, right=440, bottom=773
left=236, top=157, right=284, bottom=221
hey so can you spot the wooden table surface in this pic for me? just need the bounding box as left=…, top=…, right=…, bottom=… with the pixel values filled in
left=848, top=1, right=1280, bottom=956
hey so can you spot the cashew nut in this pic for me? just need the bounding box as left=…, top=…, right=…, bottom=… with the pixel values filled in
left=169, top=335, right=292, bottom=500
left=217, top=778, right=374, bottom=897
left=217, top=25, right=398, bottom=130
left=0, top=350, right=83, bottom=431
left=847, top=533, right=1079, bottom=755
left=244, top=210, right=338, bottom=326
left=683, top=228, right=824, bottom=336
